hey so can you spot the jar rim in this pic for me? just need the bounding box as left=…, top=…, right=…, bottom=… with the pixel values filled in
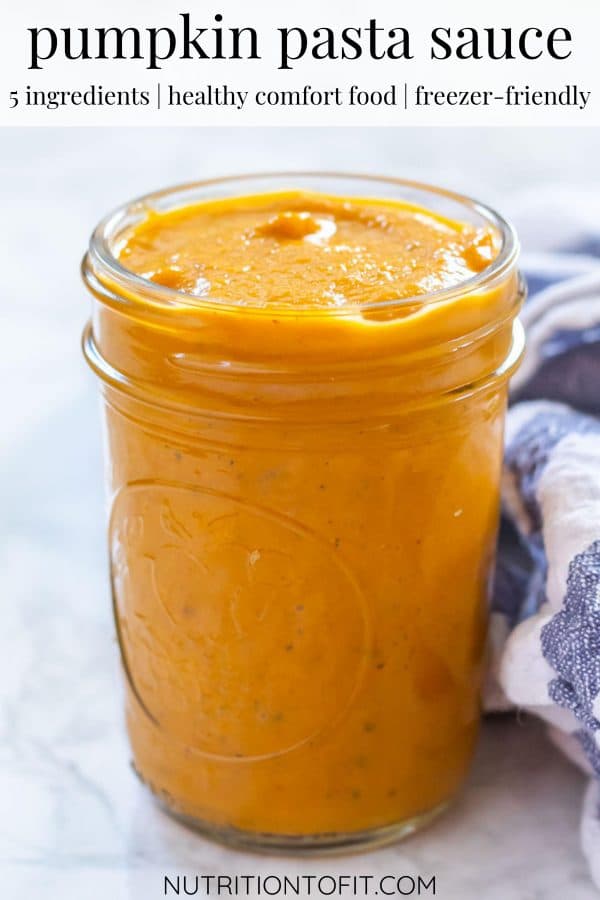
left=85, top=171, right=519, bottom=317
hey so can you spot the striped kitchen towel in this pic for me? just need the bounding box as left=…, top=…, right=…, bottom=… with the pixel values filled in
left=487, top=189, right=600, bottom=888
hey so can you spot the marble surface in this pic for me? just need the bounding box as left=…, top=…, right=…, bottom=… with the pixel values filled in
left=2, top=127, right=600, bottom=900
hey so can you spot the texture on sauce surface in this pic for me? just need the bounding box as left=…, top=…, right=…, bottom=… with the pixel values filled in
left=118, top=190, right=500, bottom=307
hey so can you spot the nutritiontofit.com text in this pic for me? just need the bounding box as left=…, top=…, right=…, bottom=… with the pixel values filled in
left=163, top=873, right=437, bottom=896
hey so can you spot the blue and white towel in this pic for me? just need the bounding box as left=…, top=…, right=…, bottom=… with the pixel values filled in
left=487, top=190, right=600, bottom=888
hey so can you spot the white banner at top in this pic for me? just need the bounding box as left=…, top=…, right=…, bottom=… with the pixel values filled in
left=1, top=0, right=598, bottom=126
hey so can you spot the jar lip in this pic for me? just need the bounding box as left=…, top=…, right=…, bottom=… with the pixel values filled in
left=86, top=171, right=520, bottom=317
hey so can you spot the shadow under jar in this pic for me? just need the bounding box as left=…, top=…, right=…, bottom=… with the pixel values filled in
left=82, top=173, right=524, bottom=853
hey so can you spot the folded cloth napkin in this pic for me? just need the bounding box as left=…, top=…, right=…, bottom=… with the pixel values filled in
left=487, top=198, right=600, bottom=887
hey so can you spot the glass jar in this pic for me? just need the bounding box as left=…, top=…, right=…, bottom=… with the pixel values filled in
left=82, top=173, right=524, bottom=852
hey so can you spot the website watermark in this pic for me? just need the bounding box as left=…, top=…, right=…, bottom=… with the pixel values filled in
left=163, top=873, right=437, bottom=896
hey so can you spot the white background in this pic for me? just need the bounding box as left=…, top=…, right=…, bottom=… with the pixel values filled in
left=1, top=126, right=600, bottom=899
left=1, top=0, right=598, bottom=125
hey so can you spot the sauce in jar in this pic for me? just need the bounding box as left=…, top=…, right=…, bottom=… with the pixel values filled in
left=83, top=175, right=524, bottom=851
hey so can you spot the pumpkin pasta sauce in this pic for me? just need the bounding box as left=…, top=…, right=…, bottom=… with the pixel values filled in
left=105, top=190, right=508, bottom=836
left=119, top=190, right=498, bottom=307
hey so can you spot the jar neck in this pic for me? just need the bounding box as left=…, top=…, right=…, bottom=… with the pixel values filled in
left=82, top=172, right=523, bottom=422
left=83, top=255, right=524, bottom=423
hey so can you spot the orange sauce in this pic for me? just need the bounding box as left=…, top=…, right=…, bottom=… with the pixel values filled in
left=89, top=189, right=520, bottom=840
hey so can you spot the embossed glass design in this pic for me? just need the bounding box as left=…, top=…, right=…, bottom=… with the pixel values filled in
left=82, top=174, right=524, bottom=852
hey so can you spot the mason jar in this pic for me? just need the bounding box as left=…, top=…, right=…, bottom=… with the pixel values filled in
left=82, top=173, right=524, bottom=852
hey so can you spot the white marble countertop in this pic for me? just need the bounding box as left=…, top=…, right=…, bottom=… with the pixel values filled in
left=2, top=127, right=599, bottom=899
